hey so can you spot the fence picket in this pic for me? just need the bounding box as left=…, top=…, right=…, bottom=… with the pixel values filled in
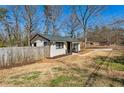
left=0, top=46, right=49, bottom=68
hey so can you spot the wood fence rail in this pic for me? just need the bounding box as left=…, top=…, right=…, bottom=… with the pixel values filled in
left=0, top=46, right=49, bottom=68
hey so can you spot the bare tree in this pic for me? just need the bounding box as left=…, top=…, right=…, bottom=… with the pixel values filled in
left=2, top=17, right=13, bottom=46
left=0, top=8, right=15, bottom=46
left=108, top=19, right=124, bottom=44
left=64, top=7, right=81, bottom=38
left=0, top=8, right=7, bottom=20
left=43, top=6, right=50, bottom=34
left=76, top=5, right=105, bottom=48
left=0, top=8, right=8, bottom=46
left=22, top=5, right=38, bottom=46
left=43, top=5, right=63, bottom=35
left=11, top=6, right=22, bottom=46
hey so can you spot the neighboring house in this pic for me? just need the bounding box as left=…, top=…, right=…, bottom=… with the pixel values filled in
left=30, top=33, right=81, bottom=57
left=99, top=41, right=110, bottom=46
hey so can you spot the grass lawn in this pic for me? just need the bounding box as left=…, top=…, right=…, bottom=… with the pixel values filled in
left=0, top=49, right=124, bottom=87
left=6, top=71, right=42, bottom=86
left=95, top=55, right=124, bottom=71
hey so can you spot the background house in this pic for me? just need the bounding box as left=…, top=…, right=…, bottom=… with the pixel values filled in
left=30, top=33, right=81, bottom=57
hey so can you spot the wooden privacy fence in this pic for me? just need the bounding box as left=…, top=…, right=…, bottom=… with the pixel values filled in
left=0, top=46, right=50, bottom=68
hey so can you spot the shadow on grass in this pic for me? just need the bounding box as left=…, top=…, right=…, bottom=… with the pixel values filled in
left=84, top=72, right=124, bottom=87
left=51, top=56, right=124, bottom=87
left=58, top=60, right=89, bottom=76
left=84, top=53, right=124, bottom=87
left=93, top=55, right=124, bottom=71
left=94, top=54, right=124, bottom=65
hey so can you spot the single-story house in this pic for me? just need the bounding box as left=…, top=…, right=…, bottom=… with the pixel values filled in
left=30, top=33, right=81, bottom=57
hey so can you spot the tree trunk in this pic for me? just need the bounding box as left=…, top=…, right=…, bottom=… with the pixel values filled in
left=84, top=37, right=87, bottom=48
left=27, top=31, right=30, bottom=46
left=84, top=28, right=87, bottom=48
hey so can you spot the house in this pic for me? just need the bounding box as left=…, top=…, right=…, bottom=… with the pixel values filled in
left=30, top=33, right=81, bottom=57
left=99, top=41, right=110, bottom=46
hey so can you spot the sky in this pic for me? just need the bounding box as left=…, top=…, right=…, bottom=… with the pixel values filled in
left=99, top=5, right=124, bottom=25
left=86, top=5, right=124, bottom=27
left=1, top=5, right=124, bottom=24
left=0, top=5, right=124, bottom=35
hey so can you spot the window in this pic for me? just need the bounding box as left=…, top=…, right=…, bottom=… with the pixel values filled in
left=34, top=42, right=37, bottom=47
left=44, top=42, right=48, bottom=46
left=56, top=42, right=64, bottom=49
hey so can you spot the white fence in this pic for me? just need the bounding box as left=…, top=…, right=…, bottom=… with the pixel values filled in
left=0, top=46, right=49, bottom=68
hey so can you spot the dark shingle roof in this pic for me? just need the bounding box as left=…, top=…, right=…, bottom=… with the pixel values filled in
left=31, top=33, right=80, bottom=42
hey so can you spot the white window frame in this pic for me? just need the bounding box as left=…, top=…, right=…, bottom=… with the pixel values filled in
left=56, top=42, right=64, bottom=49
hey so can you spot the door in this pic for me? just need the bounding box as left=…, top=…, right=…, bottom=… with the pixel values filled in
left=67, top=42, right=72, bottom=54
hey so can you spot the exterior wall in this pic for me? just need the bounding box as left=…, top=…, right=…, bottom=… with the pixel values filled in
left=78, top=43, right=80, bottom=51
left=49, top=42, right=81, bottom=57
left=72, top=42, right=81, bottom=52
left=32, top=40, right=49, bottom=47
left=31, top=35, right=50, bottom=47
left=36, top=40, right=44, bottom=47
left=32, top=43, right=34, bottom=46
left=50, top=43, right=66, bottom=57
left=31, top=34, right=49, bottom=43
left=80, top=41, right=84, bottom=50
left=31, top=34, right=81, bottom=57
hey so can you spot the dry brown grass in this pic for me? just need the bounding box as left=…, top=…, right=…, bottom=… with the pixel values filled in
left=0, top=48, right=124, bottom=87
